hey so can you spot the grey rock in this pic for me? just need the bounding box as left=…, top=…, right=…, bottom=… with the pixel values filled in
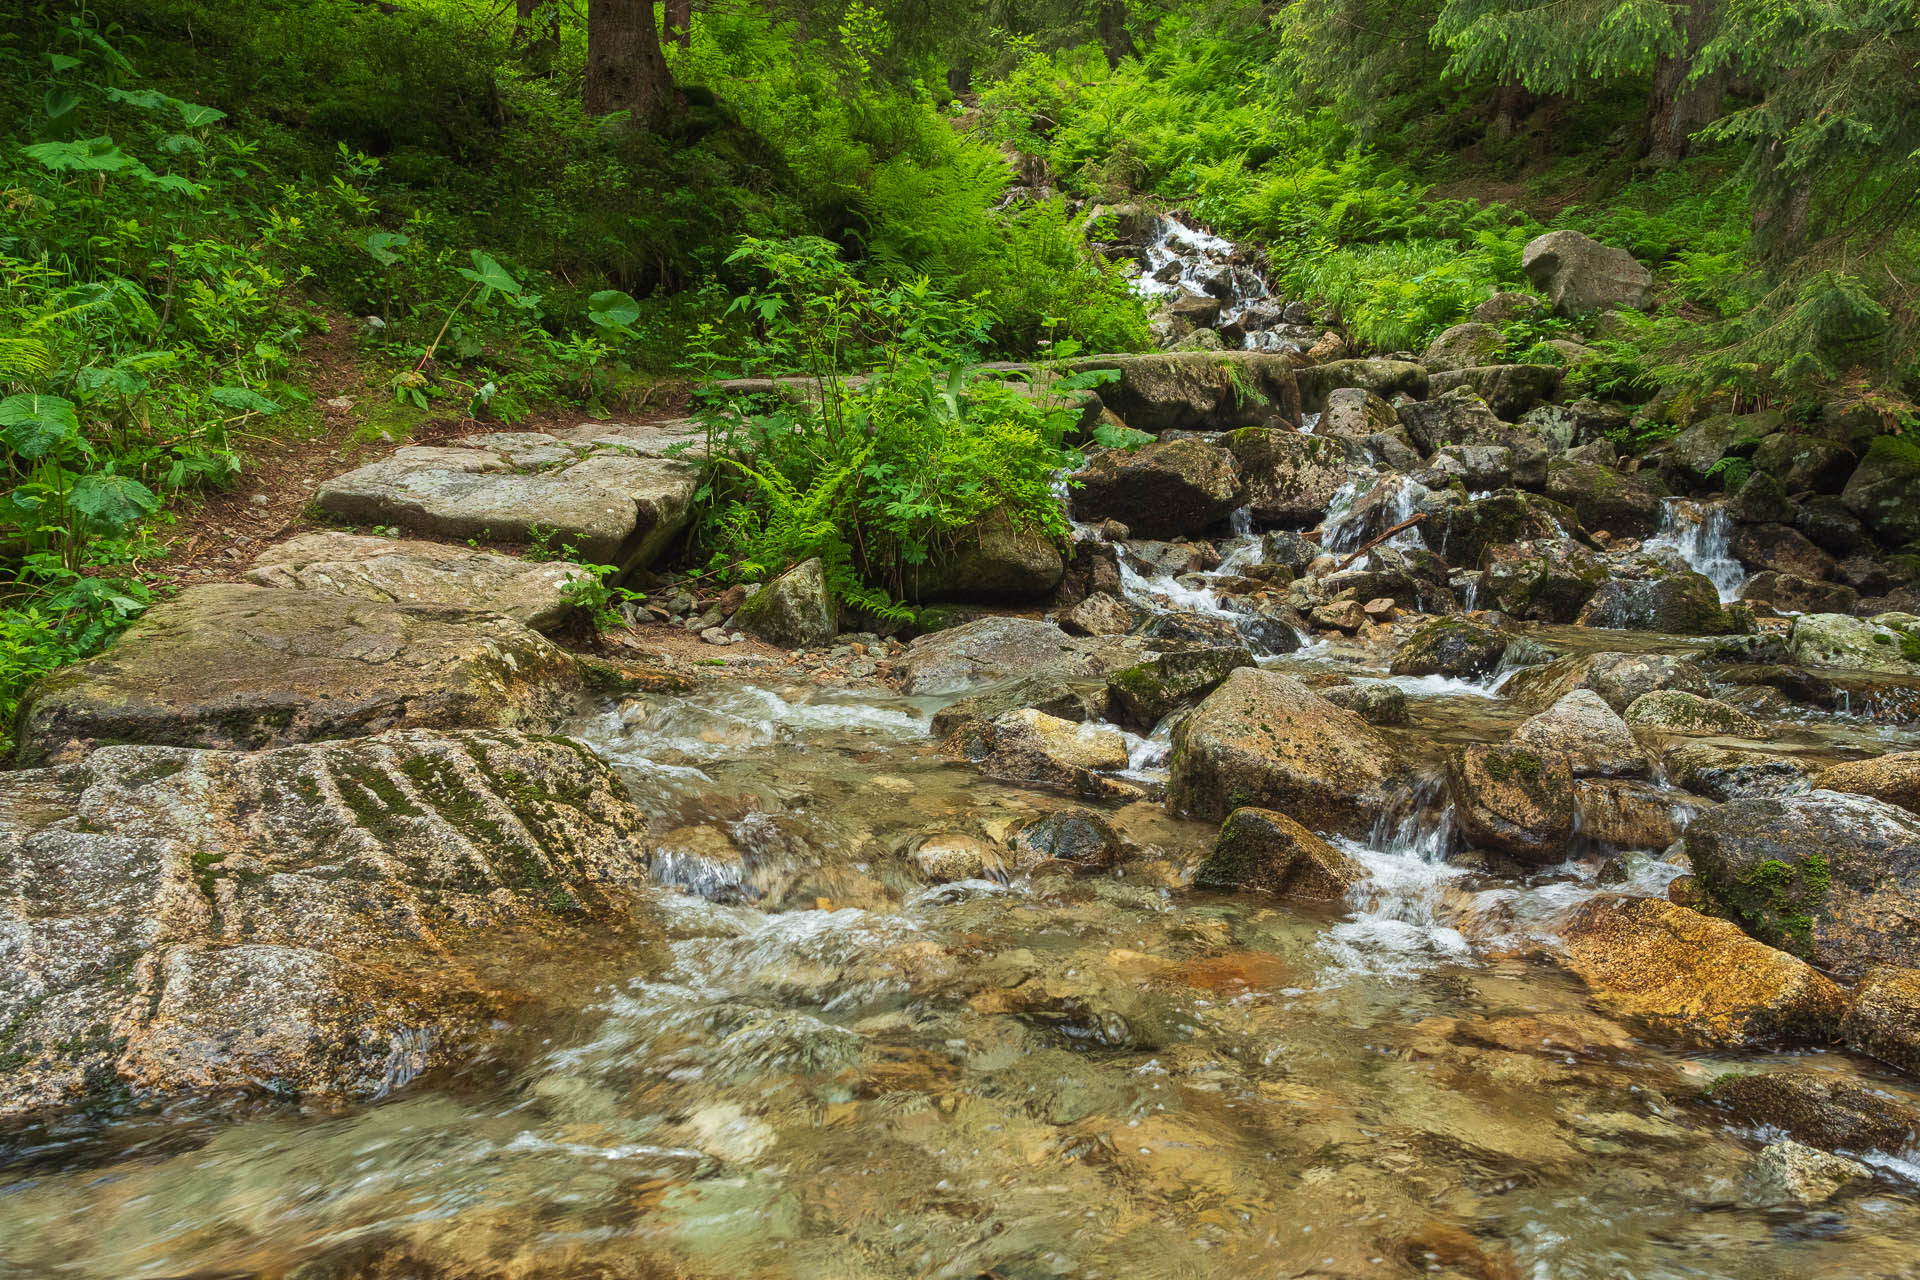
left=1427, top=364, right=1563, bottom=421
left=902, top=617, right=1133, bottom=697
left=734, top=558, right=837, bottom=649
left=1421, top=323, right=1504, bottom=373
left=247, top=531, right=590, bottom=632
left=1516, top=690, right=1647, bottom=778
left=1070, top=437, right=1245, bottom=538
left=1521, top=230, right=1655, bottom=317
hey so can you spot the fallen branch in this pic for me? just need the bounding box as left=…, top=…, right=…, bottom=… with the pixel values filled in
left=1334, top=512, right=1426, bottom=572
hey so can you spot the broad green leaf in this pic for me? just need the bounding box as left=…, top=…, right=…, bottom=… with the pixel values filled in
left=47, top=53, right=81, bottom=72
left=0, top=393, right=82, bottom=459
left=174, top=102, right=226, bottom=127
left=43, top=87, right=78, bottom=119
left=588, top=289, right=641, bottom=329
left=69, top=473, right=159, bottom=533
left=457, top=250, right=520, bottom=296
left=1091, top=421, right=1154, bottom=451
left=362, top=231, right=410, bottom=265
left=104, top=86, right=172, bottom=112
left=208, top=386, right=282, bottom=415
left=23, top=137, right=134, bottom=174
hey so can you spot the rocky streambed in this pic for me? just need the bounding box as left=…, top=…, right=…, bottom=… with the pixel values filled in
left=8, top=230, right=1920, bottom=1277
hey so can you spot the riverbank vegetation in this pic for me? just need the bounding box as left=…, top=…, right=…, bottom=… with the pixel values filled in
left=2, top=0, right=1916, bottom=738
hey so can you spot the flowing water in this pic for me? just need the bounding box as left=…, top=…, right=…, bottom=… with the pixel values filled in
left=1644, top=498, right=1749, bottom=603
left=8, top=647, right=1920, bottom=1278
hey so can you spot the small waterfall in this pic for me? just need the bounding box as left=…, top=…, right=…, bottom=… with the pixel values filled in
left=1127, top=215, right=1292, bottom=350
left=1317, top=779, right=1473, bottom=977
left=1321, top=474, right=1426, bottom=554
left=1645, top=498, right=1746, bottom=602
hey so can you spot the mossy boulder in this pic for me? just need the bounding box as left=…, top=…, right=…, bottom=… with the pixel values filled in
left=1427, top=364, right=1564, bottom=421
left=1751, top=433, right=1856, bottom=495
left=1662, top=742, right=1818, bottom=802
left=1558, top=895, right=1846, bottom=1050
left=1296, top=359, right=1429, bottom=413
left=1842, top=434, right=1920, bottom=547
left=1726, top=469, right=1794, bottom=524
left=15, top=584, right=584, bottom=767
left=1105, top=645, right=1254, bottom=731
left=733, top=557, right=837, bottom=648
left=945, top=707, right=1131, bottom=798
left=1622, top=690, right=1765, bottom=739
left=1683, top=790, right=1920, bottom=977
left=1225, top=427, right=1356, bottom=526
left=1738, top=571, right=1859, bottom=617
left=1167, top=667, right=1409, bottom=838
left=1447, top=744, right=1576, bottom=862
left=0, top=730, right=658, bottom=1121
left=1429, top=491, right=1588, bottom=570
left=1480, top=540, right=1609, bottom=623
left=1194, top=807, right=1364, bottom=899
left=1544, top=459, right=1666, bottom=538
left=1521, top=230, right=1655, bottom=317
left=1728, top=522, right=1834, bottom=581
left=1420, top=323, right=1504, bottom=373
left=1069, top=437, right=1245, bottom=539
left=1649, top=411, right=1781, bottom=483
left=1787, top=612, right=1920, bottom=674
left=1073, top=350, right=1303, bottom=432
left=1577, top=571, right=1740, bottom=635
left=1388, top=618, right=1510, bottom=679
left=1315, top=386, right=1401, bottom=440
left=903, top=507, right=1064, bottom=603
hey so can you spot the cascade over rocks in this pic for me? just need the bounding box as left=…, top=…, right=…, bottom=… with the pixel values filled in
left=1069, top=436, right=1245, bottom=538
left=1683, top=790, right=1920, bottom=978
left=0, top=730, right=657, bottom=1120
left=16, top=584, right=584, bottom=767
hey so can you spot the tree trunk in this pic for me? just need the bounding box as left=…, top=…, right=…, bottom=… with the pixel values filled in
left=586, top=0, right=673, bottom=126
left=1487, top=81, right=1536, bottom=144
left=663, top=0, right=692, bottom=47
left=513, top=0, right=561, bottom=72
left=1093, top=1, right=1138, bottom=70
left=1643, top=0, right=1725, bottom=161
left=1751, top=138, right=1813, bottom=260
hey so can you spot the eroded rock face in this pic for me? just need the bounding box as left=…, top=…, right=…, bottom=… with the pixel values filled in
left=1507, top=651, right=1711, bottom=713
left=1788, top=613, right=1920, bottom=674
left=246, top=532, right=590, bottom=632
left=314, top=436, right=698, bottom=576
left=1682, top=790, right=1920, bottom=978
left=1663, top=742, right=1816, bottom=802
left=1842, top=437, right=1920, bottom=547
left=1167, top=668, right=1408, bottom=838
left=0, top=730, right=657, bottom=1120
left=1558, top=895, right=1846, bottom=1049
left=1447, top=744, right=1575, bottom=862
left=1194, top=807, right=1362, bottom=900
left=1521, top=230, right=1655, bottom=317
left=945, top=708, right=1131, bottom=798
left=16, top=585, right=583, bottom=767
left=1070, top=437, right=1245, bottom=539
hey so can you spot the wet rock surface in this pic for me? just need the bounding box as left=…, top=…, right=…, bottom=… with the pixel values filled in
left=0, top=730, right=656, bottom=1119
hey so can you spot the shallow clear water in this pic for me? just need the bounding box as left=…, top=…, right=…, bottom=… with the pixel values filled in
left=7, top=668, right=1920, bottom=1280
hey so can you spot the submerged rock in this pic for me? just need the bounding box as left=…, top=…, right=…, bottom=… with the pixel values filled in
left=1682, top=790, right=1920, bottom=977
left=1558, top=895, right=1846, bottom=1049
left=1167, top=668, right=1408, bottom=838
left=1713, top=1069, right=1920, bottom=1155
left=946, top=708, right=1130, bottom=798
left=1743, top=1141, right=1870, bottom=1206
left=1194, top=807, right=1363, bottom=900
left=1447, top=744, right=1575, bottom=863
left=1069, top=437, right=1245, bottom=539
left=16, top=584, right=583, bottom=767
left=246, top=531, right=590, bottom=632
left=1010, top=809, right=1121, bottom=872
left=0, top=730, right=656, bottom=1120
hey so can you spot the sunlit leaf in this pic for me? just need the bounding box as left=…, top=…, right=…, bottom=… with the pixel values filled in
left=0, top=393, right=83, bottom=460
left=362, top=230, right=410, bottom=265
left=69, top=472, right=160, bottom=534
left=43, top=87, right=78, bottom=119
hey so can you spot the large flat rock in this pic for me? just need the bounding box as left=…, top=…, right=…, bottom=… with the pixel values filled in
left=314, top=431, right=698, bottom=575
left=16, top=584, right=583, bottom=765
left=0, top=729, right=657, bottom=1119
left=247, top=531, right=590, bottom=631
